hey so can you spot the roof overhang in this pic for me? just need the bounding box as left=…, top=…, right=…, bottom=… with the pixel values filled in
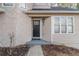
left=25, top=10, right=79, bottom=14
left=24, top=10, right=79, bottom=17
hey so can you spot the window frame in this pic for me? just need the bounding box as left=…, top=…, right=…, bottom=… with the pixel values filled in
left=19, top=3, right=27, bottom=9
left=2, top=3, right=13, bottom=7
left=53, top=16, right=75, bottom=34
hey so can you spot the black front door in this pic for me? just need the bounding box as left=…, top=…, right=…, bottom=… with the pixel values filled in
left=33, top=20, right=40, bottom=37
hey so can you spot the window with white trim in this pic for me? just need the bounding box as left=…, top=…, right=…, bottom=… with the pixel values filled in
left=2, top=3, right=13, bottom=7
left=54, top=16, right=74, bottom=34
left=19, top=3, right=26, bottom=9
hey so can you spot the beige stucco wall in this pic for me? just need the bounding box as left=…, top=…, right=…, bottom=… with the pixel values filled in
left=15, top=9, right=32, bottom=46
left=43, top=17, right=51, bottom=42
left=0, top=4, right=32, bottom=47
left=51, top=15, right=79, bottom=49
left=0, top=5, right=16, bottom=47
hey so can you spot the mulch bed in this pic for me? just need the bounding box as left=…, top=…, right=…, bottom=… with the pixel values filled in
left=0, top=44, right=30, bottom=56
left=42, top=45, right=79, bottom=56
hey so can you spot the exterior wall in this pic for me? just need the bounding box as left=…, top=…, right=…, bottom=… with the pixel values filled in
left=51, top=14, right=79, bottom=49
left=0, top=4, right=16, bottom=47
left=0, top=3, right=32, bottom=47
left=15, top=8, right=32, bottom=46
left=19, top=3, right=33, bottom=11
left=43, top=17, right=51, bottom=42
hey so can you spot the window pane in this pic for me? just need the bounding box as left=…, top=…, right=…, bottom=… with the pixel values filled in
left=60, top=16, right=66, bottom=25
left=68, top=26, right=73, bottom=33
left=34, top=20, right=40, bottom=25
left=51, top=3, right=58, bottom=7
left=67, top=17, right=73, bottom=25
left=54, top=25, right=60, bottom=33
left=61, top=25, right=66, bottom=33
left=19, top=3, right=26, bottom=8
left=54, top=17, right=60, bottom=25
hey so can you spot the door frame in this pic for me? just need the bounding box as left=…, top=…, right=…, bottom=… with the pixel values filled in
left=32, top=18, right=42, bottom=39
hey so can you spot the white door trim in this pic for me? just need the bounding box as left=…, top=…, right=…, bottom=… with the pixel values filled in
left=32, top=18, right=42, bottom=39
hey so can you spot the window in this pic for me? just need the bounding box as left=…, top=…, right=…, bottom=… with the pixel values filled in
left=60, top=16, right=67, bottom=33
left=19, top=3, right=26, bottom=9
left=54, top=17, right=60, bottom=33
left=54, top=16, right=74, bottom=34
left=2, top=3, right=13, bottom=7
left=51, top=3, right=58, bottom=7
left=67, top=16, right=73, bottom=33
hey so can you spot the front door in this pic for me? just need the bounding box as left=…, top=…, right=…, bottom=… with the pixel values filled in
left=33, top=20, right=40, bottom=38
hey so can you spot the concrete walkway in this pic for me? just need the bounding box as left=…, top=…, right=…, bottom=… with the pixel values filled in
left=27, top=45, right=44, bottom=56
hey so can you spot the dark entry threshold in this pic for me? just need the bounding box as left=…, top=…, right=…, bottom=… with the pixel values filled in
left=32, top=38, right=41, bottom=40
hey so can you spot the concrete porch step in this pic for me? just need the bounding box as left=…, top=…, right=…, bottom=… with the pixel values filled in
left=26, top=39, right=51, bottom=45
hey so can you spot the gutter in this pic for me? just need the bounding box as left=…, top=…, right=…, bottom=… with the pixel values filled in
left=25, top=10, right=79, bottom=14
